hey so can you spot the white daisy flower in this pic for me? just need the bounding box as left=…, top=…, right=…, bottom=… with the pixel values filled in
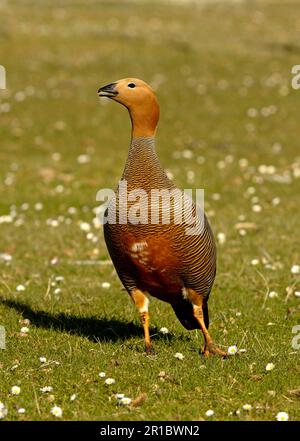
left=18, top=408, right=26, bottom=414
left=265, top=363, right=275, bottom=371
left=79, top=222, right=91, bottom=232
left=50, top=406, right=63, bottom=418
left=217, top=232, right=226, bottom=245
left=276, top=411, right=289, bottom=421
left=212, top=193, right=221, bottom=201
left=159, top=327, right=170, bottom=335
left=115, top=393, right=125, bottom=400
left=247, top=108, right=257, bottom=118
left=291, top=265, right=300, bottom=275
left=120, top=397, right=132, bottom=405
left=34, top=202, right=43, bottom=211
left=55, top=185, right=64, bottom=194
left=16, top=285, right=25, bottom=292
left=49, top=219, right=59, bottom=228
left=77, top=154, right=91, bottom=164
left=105, top=378, right=115, bottom=385
left=70, top=394, right=77, bottom=401
left=239, top=158, right=249, bottom=168
left=242, top=404, right=252, bottom=411
left=294, top=291, right=300, bottom=298
left=227, top=345, right=238, bottom=355
left=187, top=170, right=195, bottom=184
left=252, top=204, right=262, bottom=213
left=205, top=409, right=214, bottom=417
left=98, top=372, right=106, bottom=378
left=174, top=352, right=184, bottom=360
left=217, top=160, right=226, bottom=170
left=40, top=386, right=53, bottom=393
left=251, top=259, right=260, bottom=266
left=92, top=217, right=102, bottom=229
left=20, top=327, right=29, bottom=333
left=246, top=186, right=256, bottom=195
left=11, top=386, right=21, bottom=395
left=197, top=156, right=205, bottom=165
left=272, top=197, right=280, bottom=206
left=0, top=215, right=14, bottom=224
left=0, top=253, right=12, bottom=262
left=39, top=357, right=47, bottom=363
left=21, top=202, right=29, bottom=211
left=68, top=207, right=77, bottom=215
left=52, top=152, right=61, bottom=161
left=182, top=149, right=193, bottom=159
left=101, top=282, right=111, bottom=289
left=268, top=291, right=278, bottom=299
left=54, top=121, right=66, bottom=131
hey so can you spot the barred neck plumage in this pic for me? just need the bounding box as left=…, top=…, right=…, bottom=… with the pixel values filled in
left=122, top=136, right=172, bottom=189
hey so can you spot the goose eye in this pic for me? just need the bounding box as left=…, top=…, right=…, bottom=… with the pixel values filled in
left=127, top=82, right=136, bottom=88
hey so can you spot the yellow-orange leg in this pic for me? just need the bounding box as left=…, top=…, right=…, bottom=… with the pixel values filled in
left=185, top=288, right=227, bottom=358
left=130, top=289, right=152, bottom=354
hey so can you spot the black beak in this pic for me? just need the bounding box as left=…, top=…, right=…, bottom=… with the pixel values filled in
left=97, top=82, right=118, bottom=98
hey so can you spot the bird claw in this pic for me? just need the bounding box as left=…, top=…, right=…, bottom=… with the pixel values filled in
left=145, top=346, right=156, bottom=356
left=201, top=343, right=227, bottom=358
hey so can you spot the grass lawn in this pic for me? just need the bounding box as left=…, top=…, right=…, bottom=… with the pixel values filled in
left=0, top=0, right=299, bottom=421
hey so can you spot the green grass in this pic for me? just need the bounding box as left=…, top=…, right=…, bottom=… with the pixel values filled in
left=0, top=0, right=300, bottom=421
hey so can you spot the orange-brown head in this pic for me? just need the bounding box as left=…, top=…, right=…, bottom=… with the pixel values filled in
left=98, top=78, right=160, bottom=138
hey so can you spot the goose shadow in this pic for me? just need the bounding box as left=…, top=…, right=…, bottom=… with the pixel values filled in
left=0, top=298, right=176, bottom=345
